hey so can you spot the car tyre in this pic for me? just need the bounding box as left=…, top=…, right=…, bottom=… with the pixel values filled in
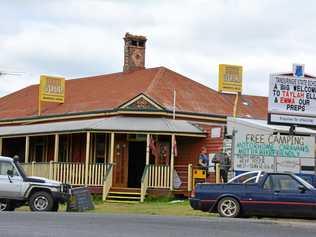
left=0, top=199, right=15, bottom=212
left=217, top=197, right=240, bottom=218
left=29, top=191, right=54, bottom=212
left=52, top=201, right=59, bottom=212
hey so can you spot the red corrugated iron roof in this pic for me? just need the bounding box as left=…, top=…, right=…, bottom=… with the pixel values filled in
left=0, top=66, right=268, bottom=120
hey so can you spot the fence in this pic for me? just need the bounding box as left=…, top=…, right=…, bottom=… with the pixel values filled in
left=20, top=161, right=108, bottom=186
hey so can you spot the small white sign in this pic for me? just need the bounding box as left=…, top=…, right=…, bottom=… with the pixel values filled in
left=270, top=114, right=316, bottom=126
left=211, top=127, right=221, bottom=138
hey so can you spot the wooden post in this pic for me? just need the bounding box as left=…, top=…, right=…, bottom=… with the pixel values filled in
left=146, top=134, right=150, bottom=165
left=215, top=163, right=221, bottom=183
left=54, top=134, right=59, bottom=162
left=104, top=134, right=108, bottom=163
left=85, top=132, right=91, bottom=187
left=25, top=136, right=30, bottom=163
left=31, top=161, right=35, bottom=176
left=188, top=164, right=193, bottom=191
left=49, top=160, right=53, bottom=179
left=110, top=133, right=115, bottom=164
left=0, top=137, right=2, bottom=156
left=170, top=134, right=175, bottom=190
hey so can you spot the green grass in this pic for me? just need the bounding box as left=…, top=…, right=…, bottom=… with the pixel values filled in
left=90, top=200, right=213, bottom=217
left=17, top=199, right=214, bottom=217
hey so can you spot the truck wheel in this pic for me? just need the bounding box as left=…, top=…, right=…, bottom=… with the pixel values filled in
left=29, top=191, right=54, bottom=212
left=0, top=199, right=15, bottom=212
left=0, top=199, right=8, bottom=212
left=52, top=201, right=59, bottom=212
left=217, top=197, right=240, bottom=218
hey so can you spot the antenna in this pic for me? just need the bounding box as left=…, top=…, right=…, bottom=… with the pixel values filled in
left=0, top=69, right=24, bottom=77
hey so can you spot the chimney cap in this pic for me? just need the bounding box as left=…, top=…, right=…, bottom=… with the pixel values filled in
left=124, top=32, right=147, bottom=42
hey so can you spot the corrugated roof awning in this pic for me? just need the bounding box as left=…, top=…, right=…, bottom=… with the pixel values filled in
left=0, top=116, right=205, bottom=137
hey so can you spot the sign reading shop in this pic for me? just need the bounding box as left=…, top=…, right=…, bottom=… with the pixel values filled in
left=268, top=64, right=316, bottom=126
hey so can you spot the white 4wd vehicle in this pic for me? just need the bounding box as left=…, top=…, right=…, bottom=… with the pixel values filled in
left=0, top=156, right=71, bottom=212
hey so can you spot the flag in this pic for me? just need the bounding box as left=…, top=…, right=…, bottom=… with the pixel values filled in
left=149, top=135, right=159, bottom=160
left=173, top=135, right=178, bottom=157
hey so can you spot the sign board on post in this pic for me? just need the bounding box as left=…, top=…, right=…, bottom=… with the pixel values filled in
left=233, top=133, right=315, bottom=173
left=268, top=70, right=316, bottom=127
left=218, top=64, right=243, bottom=93
left=39, top=75, right=65, bottom=103
left=67, top=187, right=94, bottom=212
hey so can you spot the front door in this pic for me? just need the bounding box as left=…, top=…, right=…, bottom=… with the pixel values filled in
left=112, top=140, right=129, bottom=187
left=128, top=141, right=146, bottom=188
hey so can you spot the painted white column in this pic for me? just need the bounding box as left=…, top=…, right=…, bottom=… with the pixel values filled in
left=85, top=132, right=91, bottom=187
left=54, top=134, right=59, bottom=162
left=170, top=134, right=175, bottom=191
left=0, top=138, right=2, bottom=156
left=146, top=134, right=150, bottom=165
left=104, top=133, right=108, bottom=163
left=25, top=136, right=30, bottom=163
left=110, top=133, right=115, bottom=164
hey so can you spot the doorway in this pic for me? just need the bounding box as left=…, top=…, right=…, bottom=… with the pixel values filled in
left=128, top=141, right=146, bottom=188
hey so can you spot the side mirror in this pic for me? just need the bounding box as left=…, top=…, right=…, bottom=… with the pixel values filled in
left=7, top=169, right=14, bottom=177
left=298, top=185, right=307, bottom=193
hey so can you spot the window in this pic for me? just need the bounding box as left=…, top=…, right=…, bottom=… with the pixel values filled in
left=277, top=175, right=301, bottom=191
left=229, top=171, right=260, bottom=184
left=264, top=174, right=302, bottom=191
left=0, top=161, right=19, bottom=176
left=263, top=175, right=273, bottom=190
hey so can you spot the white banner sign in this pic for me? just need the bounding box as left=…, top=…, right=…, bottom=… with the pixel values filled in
left=234, top=133, right=315, bottom=172
left=268, top=75, right=316, bottom=116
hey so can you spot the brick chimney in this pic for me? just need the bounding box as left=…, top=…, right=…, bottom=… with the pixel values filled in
left=123, top=33, right=147, bottom=72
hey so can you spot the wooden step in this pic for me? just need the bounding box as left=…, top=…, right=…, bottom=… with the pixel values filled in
left=106, top=200, right=139, bottom=204
left=109, top=191, right=141, bottom=196
left=108, top=195, right=141, bottom=200
left=110, top=187, right=141, bottom=192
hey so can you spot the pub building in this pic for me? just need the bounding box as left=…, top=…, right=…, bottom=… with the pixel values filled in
left=0, top=33, right=266, bottom=202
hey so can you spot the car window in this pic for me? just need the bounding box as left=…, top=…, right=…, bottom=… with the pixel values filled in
left=265, top=174, right=301, bottom=191
left=277, top=175, right=301, bottom=191
left=0, top=161, right=19, bottom=176
left=230, top=172, right=259, bottom=184
left=263, top=175, right=273, bottom=190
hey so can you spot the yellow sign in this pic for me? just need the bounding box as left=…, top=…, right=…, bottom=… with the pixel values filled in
left=39, top=75, right=65, bottom=103
left=218, top=64, right=243, bottom=93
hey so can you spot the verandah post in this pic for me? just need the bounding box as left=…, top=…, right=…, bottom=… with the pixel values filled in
left=49, top=160, right=53, bottom=180
left=146, top=134, right=150, bottom=165
left=170, top=134, right=175, bottom=191
left=54, top=133, right=59, bottom=162
left=85, top=132, right=91, bottom=187
left=25, top=136, right=30, bottom=163
left=110, top=132, right=115, bottom=164
left=0, top=137, right=2, bottom=156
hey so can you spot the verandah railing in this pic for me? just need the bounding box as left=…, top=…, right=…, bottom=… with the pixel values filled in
left=21, top=162, right=195, bottom=191
left=20, top=162, right=108, bottom=186
left=148, top=165, right=170, bottom=188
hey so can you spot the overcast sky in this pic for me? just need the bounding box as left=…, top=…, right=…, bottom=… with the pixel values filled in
left=0, top=0, right=315, bottom=97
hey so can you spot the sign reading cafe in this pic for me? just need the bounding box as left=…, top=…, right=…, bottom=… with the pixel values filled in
left=234, top=133, right=315, bottom=173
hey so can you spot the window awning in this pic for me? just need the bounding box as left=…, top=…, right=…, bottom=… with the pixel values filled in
left=0, top=116, right=205, bottom=137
